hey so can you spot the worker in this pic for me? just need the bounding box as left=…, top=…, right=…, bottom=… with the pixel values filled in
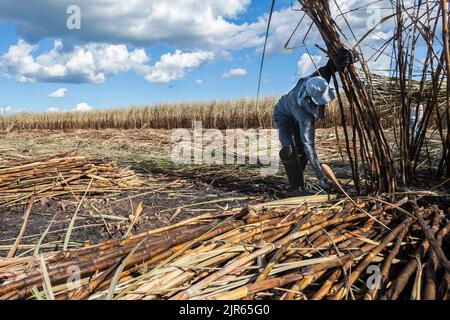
left=273, top=48, right=355, bottom=196
left=410, top=93, right=425, bottom=142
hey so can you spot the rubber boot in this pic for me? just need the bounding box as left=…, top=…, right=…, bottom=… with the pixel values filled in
left=280, top=146, right=310, bottom=196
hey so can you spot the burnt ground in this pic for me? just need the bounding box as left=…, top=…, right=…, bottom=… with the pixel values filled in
left=0, top=128, right=449, bottom=256
left=0, top=176, right=264, bottom=255
left=0, top=129, right=291, bottom=255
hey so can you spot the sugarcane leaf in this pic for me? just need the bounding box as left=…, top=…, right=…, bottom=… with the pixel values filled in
left=38, top=255, right=55, bottom=300
left=105, top=239, right=146, bottom=300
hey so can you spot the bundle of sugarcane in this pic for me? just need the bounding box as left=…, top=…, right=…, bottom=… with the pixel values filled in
left=0, top=152, right=142, bottom=207
left=370, top=75, right=447, bottom=129
left=1, top=196, right=448, bottom=300
left=369, top=73, right=449, bottom=106
left=296, top=0, right=397, bottom=194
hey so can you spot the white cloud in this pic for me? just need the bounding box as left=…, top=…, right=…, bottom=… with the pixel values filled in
left=262, top=7, right=313, bottom=56
left=144, top=50, right=214, bottom=83
left=0, top=1, right=428, bottom=59
left=297, top=54, right=324, bottom=77
left=47, top=107, right=60, bottom=112
left=73, top=103, right=93, bottom=112
left=0, top=106, right=12, bottom=114
left=0, top=0, right=427, bottom=82
left=48, top=88, right=67, bottom=98
left=0, top=40, right=150, bottom=84
left=196, top=79, right=203, bottom=84
left=0, top=0, right=260, bottom=52
left=0, top=40, right=213, bottom=84
left=223, top=68, right=247, bottom=78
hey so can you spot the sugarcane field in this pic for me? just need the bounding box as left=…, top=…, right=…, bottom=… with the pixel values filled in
left=0, top=0, right=449, bottom=308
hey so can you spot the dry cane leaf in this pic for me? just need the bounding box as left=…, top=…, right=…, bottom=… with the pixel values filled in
left=124, top=202, right=144, bottom=238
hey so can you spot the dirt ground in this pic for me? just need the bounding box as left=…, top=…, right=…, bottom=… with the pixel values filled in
left=0, top=128, right=448, bottom=256
left=0, top=129, right=289, bottom=255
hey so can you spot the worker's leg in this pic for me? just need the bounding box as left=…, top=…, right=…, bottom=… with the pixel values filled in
left=291, top=122, right=307, bottom=188
left=292, top=122, right=308, bottom=172
left=273, top=112, right=307, bottom=193
left=277, top=121, right=296, bottom=148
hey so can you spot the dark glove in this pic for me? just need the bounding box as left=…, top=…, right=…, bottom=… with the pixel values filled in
left=326, top=47, right=355, bottom=72
left=337, top=47, right=354, bottom=70
left=319, top=176, right=335, bottom=192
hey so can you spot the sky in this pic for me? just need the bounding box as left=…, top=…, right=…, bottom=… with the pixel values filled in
left=0, top=0, right=435, bottom=113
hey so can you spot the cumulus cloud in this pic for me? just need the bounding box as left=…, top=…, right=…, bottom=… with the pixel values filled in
left=0, top=40, right=213, bottom=84
left=223, top=68, right=247, bottom=78
left=0, top=1, right=423, bottom=56
left=196, top=79, right=203, bottom=84
left=262, top=8, right=312, bottom=56
left=0, top=0, right=261, bottom=52
left=0, top=0, right=423, bottom=82
left=73, top=103, right=93, bottom=112
left=297, top=54, right=324, bottom=77
left=47, top=107, right=60, bottom=112
left=0, top=39, right=150, bottom=84
left=48, top=88, right=67, bottom=98
left=144, top=50, right=214, bottom=83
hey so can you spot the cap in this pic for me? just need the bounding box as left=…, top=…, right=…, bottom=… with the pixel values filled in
left=305, top=76, right=336, bottom=106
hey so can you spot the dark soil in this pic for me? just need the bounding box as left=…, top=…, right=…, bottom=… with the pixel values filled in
left=0, top=174, right=268, bottom=256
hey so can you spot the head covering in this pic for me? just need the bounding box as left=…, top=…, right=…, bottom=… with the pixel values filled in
left=305, top=76, right=336, bottom=106
left=299, top=91, right=326, bottom=119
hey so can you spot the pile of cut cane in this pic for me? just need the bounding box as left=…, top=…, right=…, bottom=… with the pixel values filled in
left=0, top=152, right=142, bottom=207
left=1, top=196, right=448, bottom=300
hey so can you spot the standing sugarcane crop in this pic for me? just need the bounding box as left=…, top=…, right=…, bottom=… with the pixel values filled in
left=273, top=48, right=356, bottom=196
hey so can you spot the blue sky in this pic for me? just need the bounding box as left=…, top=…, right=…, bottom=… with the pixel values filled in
left=0, top=0, right=434, bottom=113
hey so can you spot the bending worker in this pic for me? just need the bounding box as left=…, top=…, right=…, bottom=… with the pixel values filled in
left=273, top=48, right=355, bottom=196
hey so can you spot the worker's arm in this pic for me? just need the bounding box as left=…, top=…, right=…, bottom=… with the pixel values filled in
left=296, top=117, right=333, bottom=191
left=311, top=62, right=335, bottom=83
left=310, top=48, right=355, bottom=82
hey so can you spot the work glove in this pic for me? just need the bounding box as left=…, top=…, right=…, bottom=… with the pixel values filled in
left=336, top=47, right=354, bottom=70
left=326, top=47, right=355, bottom=72
left=319, top=176, right=335, bottom=192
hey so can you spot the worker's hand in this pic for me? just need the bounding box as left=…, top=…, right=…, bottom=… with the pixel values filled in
left=335, top=47, right=355, bottom=71
left=319, top=177, right=335, bottom=192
